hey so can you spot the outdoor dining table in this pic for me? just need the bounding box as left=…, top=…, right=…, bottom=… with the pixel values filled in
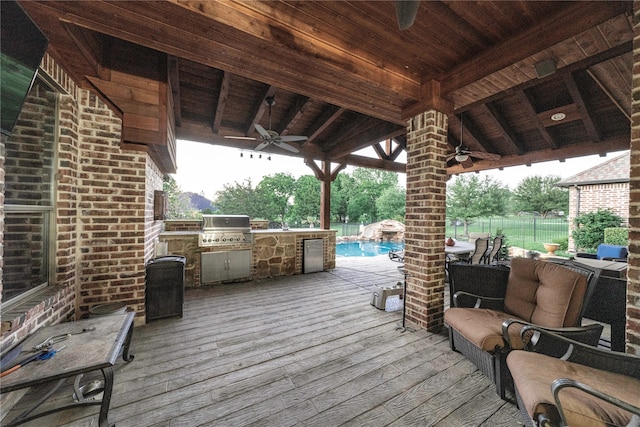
left=444, top=240, right=475, bottom=257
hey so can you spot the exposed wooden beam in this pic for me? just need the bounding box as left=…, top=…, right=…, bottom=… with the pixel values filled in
left=327, top=122, right=406, bottom=160
left=536, top=104, right=580, bottom=128
left=279, top=95, right=311, bottom=136
left=517, top=90, right=558, bottom=149
left=564, top=72, right=601, bottom=143
left=244, top=85, right=276, bottom=136
left=440, top=1, right=629, bottom=94
left=587, top=69, right=631, bottom=121
left=168, top=56, right=182, bottom=128
left=305, top=105, right=345, bottom=144
left=338, top=154, right=406, bottom=174
left=482, top=103, right=524, bottom=155
left=447, top=135, right=629, bottom=175
left=212, top=71, right=230, bottom=133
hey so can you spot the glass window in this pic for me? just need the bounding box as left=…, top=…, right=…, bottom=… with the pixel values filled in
left=2, top=78, right=56, bottom=304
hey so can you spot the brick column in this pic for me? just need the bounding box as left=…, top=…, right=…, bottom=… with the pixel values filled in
left=627, top=0, right=640, bottom=354
left=404, top=110, right=448, bottom=332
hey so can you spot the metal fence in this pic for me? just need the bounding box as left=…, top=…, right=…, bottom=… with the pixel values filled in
left=333, top=216, right=571, bottom=244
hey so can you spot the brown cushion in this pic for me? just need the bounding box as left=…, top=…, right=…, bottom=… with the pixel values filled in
left=444, top=308, right=525, bottom=351
left=508, top=350, right=640, bottom=427
left=504, top=258, right=587, bottom=327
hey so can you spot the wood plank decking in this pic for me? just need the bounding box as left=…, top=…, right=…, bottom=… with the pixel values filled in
left=7, top=256, right=523, bottom=426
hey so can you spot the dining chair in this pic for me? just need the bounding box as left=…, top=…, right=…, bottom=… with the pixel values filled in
left=468, top=237, right=490, bottom=264
left=486, top=235, right=503, bottom=264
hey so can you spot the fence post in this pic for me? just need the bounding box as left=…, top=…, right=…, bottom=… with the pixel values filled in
left=533, top=215, right=537, bottom=242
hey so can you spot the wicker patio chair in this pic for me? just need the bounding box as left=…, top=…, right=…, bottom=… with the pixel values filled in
left=444, top=258, right=603, bottom=400
left=508, top=328, right=640, bottom=427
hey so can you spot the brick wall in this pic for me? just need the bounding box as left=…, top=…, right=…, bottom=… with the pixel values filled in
left=404, top=110, right=448, bottom=332
left=75, top=90, right=149, bottom=319
left=567, top=182, right=629, bottom=251
left=627, top=0, right=640, bottom=355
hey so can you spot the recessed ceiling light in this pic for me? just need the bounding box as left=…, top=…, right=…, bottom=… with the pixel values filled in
left=551, top=112, right=566, bottom=121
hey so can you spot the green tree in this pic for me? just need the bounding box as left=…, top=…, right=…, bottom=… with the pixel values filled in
left=446, top=174, right=510, bottom=235
left=331, top=173, right=353, bottom=222
left=376, top=185, right=406, bottom=221
left=290, top=175, right=321, bottom=224
left=347, top=168, right=399, bottom=222
left=256, top=173, right=296, bottom=224
left=163, top=175, right=194, bottom=219
left=512, top=175, right=568, bottom=217
left=214, top=179, right=261, bottom=218
left=572, top=209, right=623, bottom=251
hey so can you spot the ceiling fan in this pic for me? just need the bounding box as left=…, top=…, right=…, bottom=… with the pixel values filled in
left=395, top=0, right=420, bottom=31
left=226, top=96, right=307, bottom=153
left=447, top=114, right=501, bottom=167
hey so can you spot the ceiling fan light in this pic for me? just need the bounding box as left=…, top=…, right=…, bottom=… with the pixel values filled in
left=455, top=153, right=469, bottom=162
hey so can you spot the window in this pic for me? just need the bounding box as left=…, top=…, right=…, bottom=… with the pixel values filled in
left=2, top=78, right=56, bottom=304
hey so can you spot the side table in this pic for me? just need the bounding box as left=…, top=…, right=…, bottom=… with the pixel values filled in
left=1, top=312, right=135, bottom=426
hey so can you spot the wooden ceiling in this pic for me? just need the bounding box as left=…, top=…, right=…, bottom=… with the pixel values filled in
left=18, top=1, right=633, bottom=175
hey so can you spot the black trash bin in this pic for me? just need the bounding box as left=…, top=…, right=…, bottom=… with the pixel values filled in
left=145, top=255, right=186, bottom=322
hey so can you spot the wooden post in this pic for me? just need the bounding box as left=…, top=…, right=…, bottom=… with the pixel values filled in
left=305, top=159, right=346, bottom=230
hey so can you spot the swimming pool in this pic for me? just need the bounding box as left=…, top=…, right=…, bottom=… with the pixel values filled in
left=336, top=241, right=404, bottom=257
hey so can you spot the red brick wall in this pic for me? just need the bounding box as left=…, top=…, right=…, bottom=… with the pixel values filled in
left=627, top=0, right=640, bottom=355
left=404, top=110, right=448, bottom=332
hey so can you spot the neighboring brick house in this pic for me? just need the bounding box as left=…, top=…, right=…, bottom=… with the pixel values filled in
left=557, top=152, right=629, bottom=251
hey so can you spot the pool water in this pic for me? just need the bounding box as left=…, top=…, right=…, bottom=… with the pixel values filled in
left=336, top=241, right=404, bottom=257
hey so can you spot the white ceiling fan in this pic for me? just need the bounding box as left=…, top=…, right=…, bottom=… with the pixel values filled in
left=447, top=114, right=501, bottom=166
left=226, top=96, right=307, bottom=153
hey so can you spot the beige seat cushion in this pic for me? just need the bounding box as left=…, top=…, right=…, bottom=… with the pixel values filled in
left=505, top=258, right=587, bottom=328
left=508, top=350, right=640, bottom=427
left=444, top=308, right=525, bottom=351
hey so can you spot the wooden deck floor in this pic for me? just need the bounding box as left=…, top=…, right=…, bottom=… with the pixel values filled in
left=9, top=256, right=523, bottom=426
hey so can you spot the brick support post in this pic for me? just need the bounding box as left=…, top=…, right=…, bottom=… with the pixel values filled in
left=627, top=0, right=640, bottom=354
left=404, top=110, right=448, bottom=331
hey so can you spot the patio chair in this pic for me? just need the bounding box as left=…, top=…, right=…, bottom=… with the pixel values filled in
left=468, top=232, right=490, bottom=246
left=444, top=258, right=603, bottom=400
left=486, top=235, right=503, bottom=264
left=388, top=249, right=404, bottom=264
left=507, top=328, right=640, bottom=427
left=466, top=237, right=490, bottom=264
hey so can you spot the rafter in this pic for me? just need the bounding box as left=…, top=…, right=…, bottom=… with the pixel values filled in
left=279, top=95, right=311, bottom=136
left=564, top=72, right=601, bottom=143
left=244, top=85, right=276, bottom=136
left=517, top=90, right=558, bottom=149
left=212, top=71, right=230, bottom=133
left=482, top=103, right=524, bottom=155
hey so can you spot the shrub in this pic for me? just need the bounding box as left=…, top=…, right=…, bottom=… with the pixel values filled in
left=572, top=209, right=623, bottom=251
left=552, top=237, right=568, bottom=251
left=604, top=227, right=628, bottom=246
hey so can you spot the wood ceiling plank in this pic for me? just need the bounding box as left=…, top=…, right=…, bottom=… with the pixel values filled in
left=482, top=103, right=523, bottom=155
left=168, top=56, right=182, bottom=127
left=439, top=2, right=629, bottom=94
left=305, top=106, right=345, bottom=144
left=279, top=95, right=311, bottom=136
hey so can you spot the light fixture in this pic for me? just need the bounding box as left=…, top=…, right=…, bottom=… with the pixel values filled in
left=250, top=153, right=253, bottom=159
left=551, top=112, right=566, bottom=122
left=268, top=155, right=271, bottom=161
left=259, top=153, right=262, bottom=159
left=240, top=152, right=243, bottom=158
left=455, top=153, right=469, bottom=163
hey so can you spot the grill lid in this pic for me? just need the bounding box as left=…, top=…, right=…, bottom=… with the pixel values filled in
left=202, top=214, right=251, bottom=231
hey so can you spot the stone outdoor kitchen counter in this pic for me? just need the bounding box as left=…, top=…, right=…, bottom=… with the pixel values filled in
left=159, top=228, right=336, bottom=287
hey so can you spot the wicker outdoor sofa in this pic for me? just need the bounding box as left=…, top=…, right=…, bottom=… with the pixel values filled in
left=507, top=327, right=640, bottom=427
left=444, top=258, right=603, bottom=400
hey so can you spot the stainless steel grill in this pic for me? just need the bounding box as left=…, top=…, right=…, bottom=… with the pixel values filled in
left=199, top=215, right=253, bottom=247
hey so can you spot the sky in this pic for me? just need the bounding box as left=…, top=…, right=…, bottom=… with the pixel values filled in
left=173, top=138, right=629, bottom=201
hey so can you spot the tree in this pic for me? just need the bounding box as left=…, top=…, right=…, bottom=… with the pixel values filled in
left=290, top=175, right=321, bottom=224
left=446, top=174, right=510, bottom=235
left=214, top=179, right=261, bottom=218
left=572, top=209, right=623, bottom=251
left=163, top=175, right=194, bottom=219
left=376, top=185, right=406, bottom=221
left=512, top=175, right=568, bottom=217
left=347, top=168, right=399, bottom=222
left=331, top=173, right=353, bottom=222
left=256, top=173, right=296, bottom=224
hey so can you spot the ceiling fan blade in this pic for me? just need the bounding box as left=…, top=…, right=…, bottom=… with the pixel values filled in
left=460, top=157, right=474, bottom=168
left=254, top=141, right=270, bottom=151
left=278, top=135, right=308, bottom=142
left=468, top=151, right=501, bottom=161
left=395, top=0, right=420, bottom=30
left=254, top=124, right=271, bottom=139
left=225, top=135, right=258, bottom=141
left=274, top=141, right=300, bottom=153
left=446, top=153, right=456, bottom=161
